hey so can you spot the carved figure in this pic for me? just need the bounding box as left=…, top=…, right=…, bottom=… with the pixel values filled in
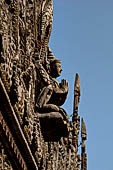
left=35, top=58, right=69, bottom=121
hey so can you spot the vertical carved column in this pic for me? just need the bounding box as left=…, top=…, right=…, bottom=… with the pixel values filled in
left=81, top=118, right=87, bottom=170
left=72, top=74, right=80, bottom=148
left=72, top=73, right=81, bottom=169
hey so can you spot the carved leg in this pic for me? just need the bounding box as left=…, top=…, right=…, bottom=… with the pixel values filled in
left=36, top=85, right=59, bottom=112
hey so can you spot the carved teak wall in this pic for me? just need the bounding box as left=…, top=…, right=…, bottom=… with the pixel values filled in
left=0, top=0, right=87, bottom=170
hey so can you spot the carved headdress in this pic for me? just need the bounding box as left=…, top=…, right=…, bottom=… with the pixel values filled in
left=47, top=47, right=56, bottom=62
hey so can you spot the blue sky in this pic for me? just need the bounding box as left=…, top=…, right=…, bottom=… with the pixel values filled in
left=49, top=1, right=113, bottom=170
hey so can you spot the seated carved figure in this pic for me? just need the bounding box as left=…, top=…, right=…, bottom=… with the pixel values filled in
left=35, top=59, right=69, bottom=121
left=35, top=50, right=70, bottom=141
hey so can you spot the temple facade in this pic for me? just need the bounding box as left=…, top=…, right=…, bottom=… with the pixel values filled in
left=0, top=1, right=87, bottom=170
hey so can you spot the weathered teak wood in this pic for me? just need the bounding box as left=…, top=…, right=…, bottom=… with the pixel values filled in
left=0, top=78, right=38, bottom=170
left=0, top=1, right=87, bottom=169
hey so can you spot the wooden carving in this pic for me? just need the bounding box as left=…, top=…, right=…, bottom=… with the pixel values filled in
left=0, top=0, right=87, bottom=169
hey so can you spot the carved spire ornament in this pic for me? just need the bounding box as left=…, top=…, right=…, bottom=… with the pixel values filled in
left=81, top=118, right=87, bottom=170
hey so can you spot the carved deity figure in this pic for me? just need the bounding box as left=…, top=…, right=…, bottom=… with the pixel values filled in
left=35, top=52, right=69, bottom=121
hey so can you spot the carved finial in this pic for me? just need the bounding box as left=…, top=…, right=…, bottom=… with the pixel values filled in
left=81, top=118, right=87, bottom=170
left=73, top=73, right=80, bottom=118
left=81, top=118, right=87, bottom=140
left=74, top=73, right=80, bottom=97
